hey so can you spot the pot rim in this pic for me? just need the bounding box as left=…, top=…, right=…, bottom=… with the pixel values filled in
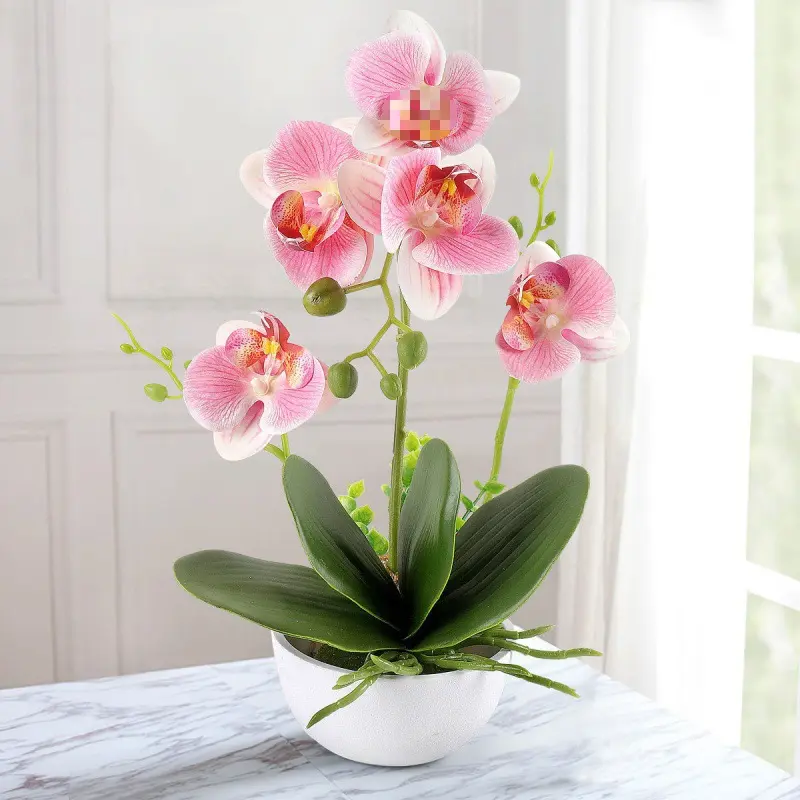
left=272, top=629, right=511, bottom=681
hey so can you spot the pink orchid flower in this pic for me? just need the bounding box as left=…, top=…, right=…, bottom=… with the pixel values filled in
left=345, top=10, right=520, bottom=159
left=496, top=241, right=629, bottom=382
left=337, top=145, right=517, bottom=319
left=183, top=313, right=326, bottom=461
left=240, top=121, right=374, bottom=291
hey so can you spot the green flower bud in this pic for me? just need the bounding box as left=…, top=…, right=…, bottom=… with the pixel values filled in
left=161, top=346, right=173, bottom=361
left=348, top=479, right=365, bottom=498
left=380, top=373, right=402, bottom=400
left=339, top=495, right=357, bottom=513
left=508, top=215, right=524, bottom=239
left=397, top=330, right=428, bottom=370
left=402, top=464, right=415, bottom=487
left=303, top=277, right=347, bottom=316
left=351, top=505, right=374, bottom=525
left=366, top=529, right=389, bottom=556
left=544, top=211, right=556, bottom=226
left=455, top=517, right=465, bottom=531
left=120, top=343, right=135, bottom=354
left=483, top=480, right=506, bottom=494
left=328, top=362, right=358, bottom=399
left=530, top=172, right=540, bottom=188
left=381, top=483, right=391, bottom=497
left=144, top=383, right=168, bottom=403
left=419, top=434, right=432, bottom=446
left=356, top=521, right=369, bottom=535
left=460, top=494, right=475, bottom=512
left=405, top=431, right=420, bottom=452
left=183, top=359, right=192, bottom=369
left=545, top=238, right=561, bottom=256
left=403, top=452, right=418, bottom=471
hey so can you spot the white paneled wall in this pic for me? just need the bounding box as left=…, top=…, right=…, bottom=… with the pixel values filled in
left=0, top=0, right=566, bottom=687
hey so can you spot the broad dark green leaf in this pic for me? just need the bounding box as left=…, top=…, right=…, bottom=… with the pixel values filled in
left=410, top=465, right=589, bottom=650
left=397, top=439, right=461, bottom=636
left=283, top=455, right=403, bottom=629
left=174, top=550, right=401, bottom=652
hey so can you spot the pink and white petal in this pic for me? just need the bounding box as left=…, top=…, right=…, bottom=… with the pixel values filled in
left=438, top=52, right=494, bottom=156
left=259, top=358, right=326, bottom=434
left=381, top=147, right=441, bottom=252
left=388, top=10, right=447, bottom=85
left=560, top=254, right=617, bottom=337
left=282, top=342, right=316, bottom=390
left=264, top=121, right=360, bottom=192
left=355, top=229, right=374, bottom=283
left=213, top=402, right=273, bottom=461
left=317, top=363, right=338, bottom=414
left=183, top=346, right=255, bottom=432
left=398, top=231, right=462, bottom=320
left=442, top=144, right=496, bottom=208
left=349, top=115, right=406, bottom=157
left=332, top=117, right=359, bottom=136
left=337, top=159, right=385, bottom=235
left=346, top=32, right=431, bottom=117
left=265, top=215, right=368, bottom=290
left=500, top=308, right=535, bottom=350
left=562, top=315, right=630, bottom=362
left=239, top=150, right=276, bottom=208
left=412, top=214, right=518, bottom=275
left=215, top=319, right=260, bottom=346
left=496, top=330, right=581, bottom=383
left=512, top=240, right=561, bottom=281
left=484, top=70, right=521, bottom=115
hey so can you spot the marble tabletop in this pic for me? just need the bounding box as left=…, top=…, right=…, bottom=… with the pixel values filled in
left=1, top=650, right=799, bottom=800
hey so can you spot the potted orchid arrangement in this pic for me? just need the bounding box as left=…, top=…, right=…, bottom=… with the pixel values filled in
left=114, top=11, right=627, bottom=767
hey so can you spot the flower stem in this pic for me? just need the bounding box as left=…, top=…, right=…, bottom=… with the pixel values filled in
left=265, top=443, right=287, bottom=462
left=527, top=150, right=554, bottom=246
left=463, top=376, right=520, bottom=520
left=281, top=434, right=291, bottom=458
left=112, top=312, right=184, bottom=392
left=387, top=292, right=411, bottom=573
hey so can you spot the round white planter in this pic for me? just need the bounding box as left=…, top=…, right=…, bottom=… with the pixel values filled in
left=272, top=631, right=511, bottom=767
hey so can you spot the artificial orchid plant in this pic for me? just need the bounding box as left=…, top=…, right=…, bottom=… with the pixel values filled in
left=114, top=11, right=628, bottom=727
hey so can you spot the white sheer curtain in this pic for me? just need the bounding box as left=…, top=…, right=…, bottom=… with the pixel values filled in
left=557, top=0, right=754, bottom=744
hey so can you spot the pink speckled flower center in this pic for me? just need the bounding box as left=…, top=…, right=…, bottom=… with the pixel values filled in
left=384, top=86, right=454, bottom=144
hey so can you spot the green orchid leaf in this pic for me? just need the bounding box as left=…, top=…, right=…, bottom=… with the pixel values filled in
left=397, top=439, right=461, bottom=636
left=283, top=455, right=403, bottom=629
left=410, top=465, right=589, bottom=650
left=174, top=550, right=401, bottom=652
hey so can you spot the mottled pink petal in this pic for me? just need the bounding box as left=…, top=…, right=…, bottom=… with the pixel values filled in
left=317, top=363, right=338, bottom=414
left=484, top=70, right=521, bottom=115
left=270, top=190, right=305, bottom=240
left=224, top=327, right=266, bottom=369
left=264, top=121, right=360, bottom=191
left=523, top=262, right=570, bottom=300
left=560, top=254, right=616, bottom=337
left=500, top=308, right=535, bottom=350
left=388, top=10, right=447, bottom=85
left=338, top=159, right=385, bottom=235
left=215, top=320, right=260, bottom=346
left=213, top=402, right=273, bottom=461
left=282, top=342, right=315, bottom=389
left=346, top=32, right=431, bottom=117
left=265, top=214, right=368, bottom=290
left=259, top=358, right=326, bottom=435
left=513, top=240, right=561, bottom=281
left=183, top=346, right=254, bottom=432
left=412, top=214, right=518, bottom=275
left=438, top=52, right=493, bottom=156
left=397, top=230, right=462, bottom=320
left=357, top=229, right=375, bottom=283
left=381, top=148, right=440, bottom=252
left=496, top=330, right=580, bottom=383
left=442, top=144, right=496, bottom=208
left=563, top=315, right=630, bottom=362
left=239, top=150, right=276, bottom=208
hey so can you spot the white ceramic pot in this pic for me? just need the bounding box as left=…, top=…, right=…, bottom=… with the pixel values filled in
left=272, top=631, right=511, bottom=767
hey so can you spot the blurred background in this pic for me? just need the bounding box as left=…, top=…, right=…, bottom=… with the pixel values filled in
left=0, top=0, right=797, bottom=778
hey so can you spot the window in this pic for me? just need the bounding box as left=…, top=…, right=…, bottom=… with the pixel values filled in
left=741, top=0, right=800, bottom=773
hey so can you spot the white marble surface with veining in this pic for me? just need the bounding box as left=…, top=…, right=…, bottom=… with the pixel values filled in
left=1, top=651, right=799, bottom=799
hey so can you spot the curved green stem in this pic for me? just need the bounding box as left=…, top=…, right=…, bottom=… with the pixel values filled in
left=281, top=434, right=291, bottom=458
left=463, top=376, right=520, bottom=521
left=387, top=293, right=411, bottom=573
left=112, top=312, right=184, bottom=392
left=265, top=444, right=287, bottom=462
left=527, top=150, right=554, bottom=246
